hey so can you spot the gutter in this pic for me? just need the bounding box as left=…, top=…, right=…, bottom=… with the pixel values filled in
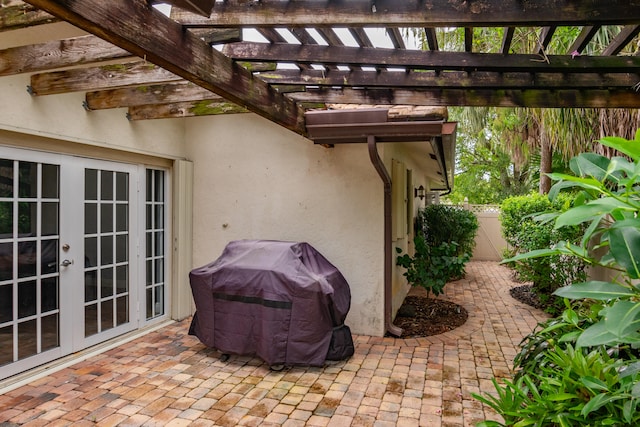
left=367, top=135, right=403, bottom=337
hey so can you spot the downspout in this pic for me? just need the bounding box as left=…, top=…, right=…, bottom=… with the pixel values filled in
left=367, top=135, right=403, bottom=337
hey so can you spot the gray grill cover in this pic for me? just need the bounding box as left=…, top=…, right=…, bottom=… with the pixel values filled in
left=188, top=240, right=352, bottom=366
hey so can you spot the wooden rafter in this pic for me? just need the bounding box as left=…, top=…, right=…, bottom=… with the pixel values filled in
left=171, top=0, right=640, bottom=27
left=29, top=61, right=181, bottom=96
left=568, top=26, right=600, bottom=54
left=0, top=1, right=56, bottom=32
left=24, top=0, right=306, bottom=134
left=127, top=99, right=246, bottom=121
left=223, top=43, right=640, bottom=73
left=289, top=88, right=640, bottom=109
left=0, top=35, right=131, bottom=77
left=603, top=25, right=640, bottom=56
left=85, top=82, right=217, bottom=110
left=256, top=69, right=640, bottom=90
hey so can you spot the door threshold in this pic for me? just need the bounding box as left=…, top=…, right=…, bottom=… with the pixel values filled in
left=0, top=319, right=175, bottom=394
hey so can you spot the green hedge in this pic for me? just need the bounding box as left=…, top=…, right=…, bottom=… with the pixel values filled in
left=500, top=193, right=586, bottom=314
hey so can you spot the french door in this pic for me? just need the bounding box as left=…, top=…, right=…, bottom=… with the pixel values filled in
left=0, top=147, right=150, bottom=380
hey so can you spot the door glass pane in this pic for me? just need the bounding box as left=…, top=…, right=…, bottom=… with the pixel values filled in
left=116, top=173, right=128, bottom=201
left=17, top=241, right=36, bottom=278
left=101, top=300, right=113, bottom=331
left=100, top=236, right=113, bottom=265
left=41, top=277, right=58, bottom=313
left=85, top=304, right=97, bottom=336
left=18, top=202, right=36, bottom=235
left=116, top=205, right=127, bottom=232
left=18, top=281, right=36, bottom=318
left=0, top=326, right=12, bottom=366
left=85, top=169, right=97, bottom=200
left=42, top=203, right=58, bottom=236
left=41, top=239, right=58, bottom=275
left=41, top=314, right=59, bottom=351
left=17, top=319, right=37, bottom=359
left=84, top=203, right=97, bottom=234
left=0, top=202, right=12, bottom=237
left=41, top=164, right=59, bottom=199
left=100, top=203, right=113, bottom=232
left=0, top=284, right=12, bottom=323
left=0, top=160, right=13, bottom=198
left=101, top=268, right=113, bottom=297
left=0, top=242, right=12, bottom=281
left=100, top=171, right=113, bottom=200
left=18, top=163, right=37, bottom=198
left=117, top=296, right=128, bottom=325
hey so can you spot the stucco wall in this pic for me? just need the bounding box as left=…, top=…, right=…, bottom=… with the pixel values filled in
left=184, top=113, right=386, bottom=336
left=0, top=74, right=184, bottom=159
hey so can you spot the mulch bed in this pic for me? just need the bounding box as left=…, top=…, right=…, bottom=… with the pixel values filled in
left=390, top=295, right=468, bottom=338
left=509, top=284, right=545, bottom=310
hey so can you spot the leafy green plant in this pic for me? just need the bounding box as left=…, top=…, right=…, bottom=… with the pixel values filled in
left=396, top=205, right=478, bottom=298
left=416, top=204, right=479, bottom=258
left=396, top=234, right=468, bottom=299
left=500, top=193, right=587, bottom=314
left=475, top=131, right=640, bottom=426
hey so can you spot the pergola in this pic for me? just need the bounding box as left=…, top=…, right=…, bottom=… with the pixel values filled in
left=2, top=0, right=639, bottom=137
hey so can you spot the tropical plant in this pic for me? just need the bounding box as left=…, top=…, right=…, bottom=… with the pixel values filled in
left=396, top=235, right=467, bottom=299
left=474, top=132, right=640, bottom=426
left=416, top=204, right=479, bottom=258
left=396, top=205, right=478, bottom=298
left=500, top=193, right=587, bottom=314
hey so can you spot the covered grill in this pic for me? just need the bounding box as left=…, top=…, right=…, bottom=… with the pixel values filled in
left=188, top=240, right=354, bottom=366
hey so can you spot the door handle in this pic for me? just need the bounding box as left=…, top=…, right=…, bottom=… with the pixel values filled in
left=60, top=259, right=74, bottom=267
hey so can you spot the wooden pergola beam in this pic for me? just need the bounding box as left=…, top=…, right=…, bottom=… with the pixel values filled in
left=224, top=42, right=640, bottom=73
left=25, top=0, right=306, bottom=134
left=85, top=82, right=218, bottom=110
left=127, top=99, right=247, bottom=121
left=289, top=88, right=640, bottom=108
left=0, top=1, right=57, bottom=32
left=29, top=61, right=181, bottom=96
left=0, top=35, right=131, bottom=77
left=171, top=0, right=640, bottom=27
left=256, top=69, right=640, bottom=90
left=603, top=25, right=640, bottom=56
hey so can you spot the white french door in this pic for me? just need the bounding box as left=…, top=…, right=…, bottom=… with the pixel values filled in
left=0, top=147, right=144, bottom=380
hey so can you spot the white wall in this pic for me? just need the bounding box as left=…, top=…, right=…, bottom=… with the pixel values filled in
left=185, top=113, right=386, bottom=336
left=0, top=74, right=184, bottom=159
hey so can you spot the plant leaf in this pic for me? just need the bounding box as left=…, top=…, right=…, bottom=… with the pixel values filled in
left=600, top=136, right=640, bottom=161
left=608, top=227, right=640, bottom=279
left=554, top=198, right=633, bottom=229
left=580, top=393, right=620, bottom=417
left=576, top=321, right=619, bottom=347
left=553, top=281, right=636, bottom=300
left=603, top=300, right=640, bottom=339
left=580, top=376, right=609, bottom=392
left=570, top=153, right=612, bottom=181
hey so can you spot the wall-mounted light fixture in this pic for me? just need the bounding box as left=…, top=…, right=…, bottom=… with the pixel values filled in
left=414, top=185, right=425, bottom=200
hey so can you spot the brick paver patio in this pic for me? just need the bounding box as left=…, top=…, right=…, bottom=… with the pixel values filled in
left=0, top=261, right=548, bottom=426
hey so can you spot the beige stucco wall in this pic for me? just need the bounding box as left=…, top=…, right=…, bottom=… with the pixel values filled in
left=0, top=74, right=184, bottom=160
left=184, top=113, right=387, bottom=336
left=382, top=142, right=437, bottom=318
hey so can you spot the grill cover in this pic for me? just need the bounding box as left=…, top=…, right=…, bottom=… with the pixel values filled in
left=188, top=240, right=353, bottom=366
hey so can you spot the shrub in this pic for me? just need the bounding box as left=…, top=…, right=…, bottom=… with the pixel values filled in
left=416, top=204, right=479, bottom=258
left=396, top=205, right=478, bottom=298
left=475, top=131, right=640, bottom=426
left=396, top=235, right=468, bottom=299
left=500, top=193, right=587, bottom=314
